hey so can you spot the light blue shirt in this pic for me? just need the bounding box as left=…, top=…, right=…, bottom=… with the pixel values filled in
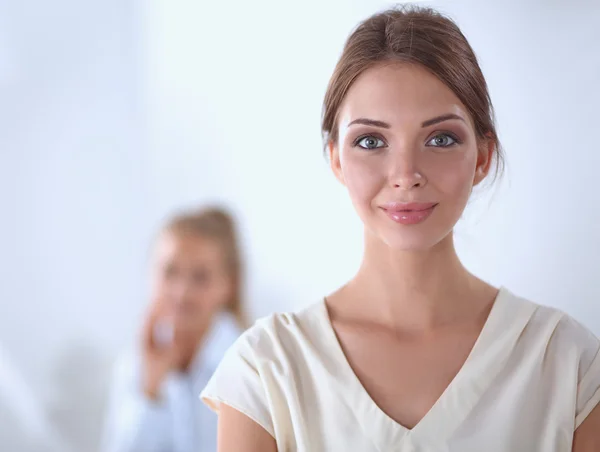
left=101, top=314, right=240, bottom=452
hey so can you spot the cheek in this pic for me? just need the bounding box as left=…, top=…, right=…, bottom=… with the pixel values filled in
left=428, top=151, right=478, bottom=202
left=203, top=277, right=230, bottom=305
left=152, top=277, right=169, bottom=296
left=340, top=152, right=384, bottom=204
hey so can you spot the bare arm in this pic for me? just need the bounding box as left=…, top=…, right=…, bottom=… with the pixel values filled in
left=573, top=404, right=600, bottom=451
left=217, top=404, right=277, bottom=452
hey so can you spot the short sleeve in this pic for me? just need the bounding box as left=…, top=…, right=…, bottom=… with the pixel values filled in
left=566, top=315, right=600, bottom=429
left=576, top=344, right=600, bottom=428
left=200, top=327, right=275, bottom=437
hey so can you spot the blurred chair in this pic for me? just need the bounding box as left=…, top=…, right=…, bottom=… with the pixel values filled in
left=45, top=340, right=113, bottom=452
left=0, top=344, right=71, bottom=452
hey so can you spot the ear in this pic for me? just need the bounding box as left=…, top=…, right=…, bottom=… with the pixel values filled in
left=473, top=134, right=495, bottom=186
left=328, top=141, right=346, bottom=186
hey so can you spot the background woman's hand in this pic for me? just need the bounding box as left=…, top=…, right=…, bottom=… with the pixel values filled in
left=141, top=300, right=176, bottom=401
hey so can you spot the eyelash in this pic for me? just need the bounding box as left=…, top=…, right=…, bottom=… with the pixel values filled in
left=427, top=132, right=462, bottom=148
left=352, top=132, right=463, bottom=150
left=352, top=134, right=386, bottom=149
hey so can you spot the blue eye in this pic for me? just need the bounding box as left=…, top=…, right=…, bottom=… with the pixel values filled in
left=426, top=133, right=459, bottom=148
left=355, top=135, right=386, bottom=150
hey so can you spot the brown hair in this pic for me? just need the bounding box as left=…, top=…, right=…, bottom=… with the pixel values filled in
left=163, top=206, right=248, bottom=330
left=322, top=4, right=504, bottom=180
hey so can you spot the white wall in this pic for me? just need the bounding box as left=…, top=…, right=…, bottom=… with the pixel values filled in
left=1, top=0, right=599, bottom=450
left=0, top=1, right=150, bottom=449
left=145, top=0, right=600, bottom=322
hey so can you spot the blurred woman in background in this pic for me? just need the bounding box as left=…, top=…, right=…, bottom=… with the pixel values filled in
left=102, top=206, right=247, bottom=452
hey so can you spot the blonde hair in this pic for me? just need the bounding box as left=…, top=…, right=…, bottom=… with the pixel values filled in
left=162, top=206, right=248, bottom=330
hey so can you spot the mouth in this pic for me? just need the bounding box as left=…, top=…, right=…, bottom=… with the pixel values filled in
left=174, top=303, right=196, bottom=315
left=380, top=202, right=438, bottom=225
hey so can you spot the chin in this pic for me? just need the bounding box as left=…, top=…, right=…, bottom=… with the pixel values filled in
left=369, top=221, right=454, bottom=252
left=362, top=203, right=459, bottom=251
left=382, top=233, right=448, bottom=251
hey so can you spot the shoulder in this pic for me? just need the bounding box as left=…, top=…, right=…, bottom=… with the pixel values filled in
left=205, top=300, right=329, bottom=380
left=202, top=313, right=243, bottom=368
left=504, top=288, right=599, bottom=375
left=200, top=301, right=328, bottom=435
left=529, top=294, right=598, bottom=362
left=550, top=311, right=600, bottom=386
left=524, top=298, right=600, bottom=429
left=552, top=310, right=599, bottom=367
left=232, top=301, right=328, bottom=359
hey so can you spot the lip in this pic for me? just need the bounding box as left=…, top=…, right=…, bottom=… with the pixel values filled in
left=382, top=202, right=438, bottom=212
left=380, top=202, right=438, bottom=225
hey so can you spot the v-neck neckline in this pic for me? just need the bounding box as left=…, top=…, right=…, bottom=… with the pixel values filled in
left=317, top=287, right=537, bottom=450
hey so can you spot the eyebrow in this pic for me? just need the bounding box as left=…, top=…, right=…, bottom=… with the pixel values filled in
left=347, top=113, right=465, bottom=129
left=348, top=118, right=391, bottom=128
left=421, top=113, right=465, bottom=128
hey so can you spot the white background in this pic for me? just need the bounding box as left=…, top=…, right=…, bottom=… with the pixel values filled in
left=1, top=0, right=599, bottom=450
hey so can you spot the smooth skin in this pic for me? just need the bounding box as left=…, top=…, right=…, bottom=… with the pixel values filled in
left=215, top=62, right=600, bottom=450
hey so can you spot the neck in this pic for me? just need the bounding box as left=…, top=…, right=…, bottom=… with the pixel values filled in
left=347, top=230, right=490, bottom=331
left=174, top=315, right=214, bottom=372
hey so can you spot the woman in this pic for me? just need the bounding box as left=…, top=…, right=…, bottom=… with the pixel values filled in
left=102, top=207, right=246, bottom=452
left=201, top=6, right=600, bottom=451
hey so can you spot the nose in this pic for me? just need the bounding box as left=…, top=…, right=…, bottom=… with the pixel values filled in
left=388, top=149, right=427, bottom=190
left=169, top=279, right=192, bottom=304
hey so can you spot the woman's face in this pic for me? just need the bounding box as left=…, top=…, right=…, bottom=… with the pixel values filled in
left=330, top=62, right=491, bottom=251
left=151, top=232, right=232, bottom=332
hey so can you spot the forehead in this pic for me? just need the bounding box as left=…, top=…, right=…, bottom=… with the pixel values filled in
left=155, top=231, right=222, bottom=265
left=338, top=62, right=472, bottom=129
